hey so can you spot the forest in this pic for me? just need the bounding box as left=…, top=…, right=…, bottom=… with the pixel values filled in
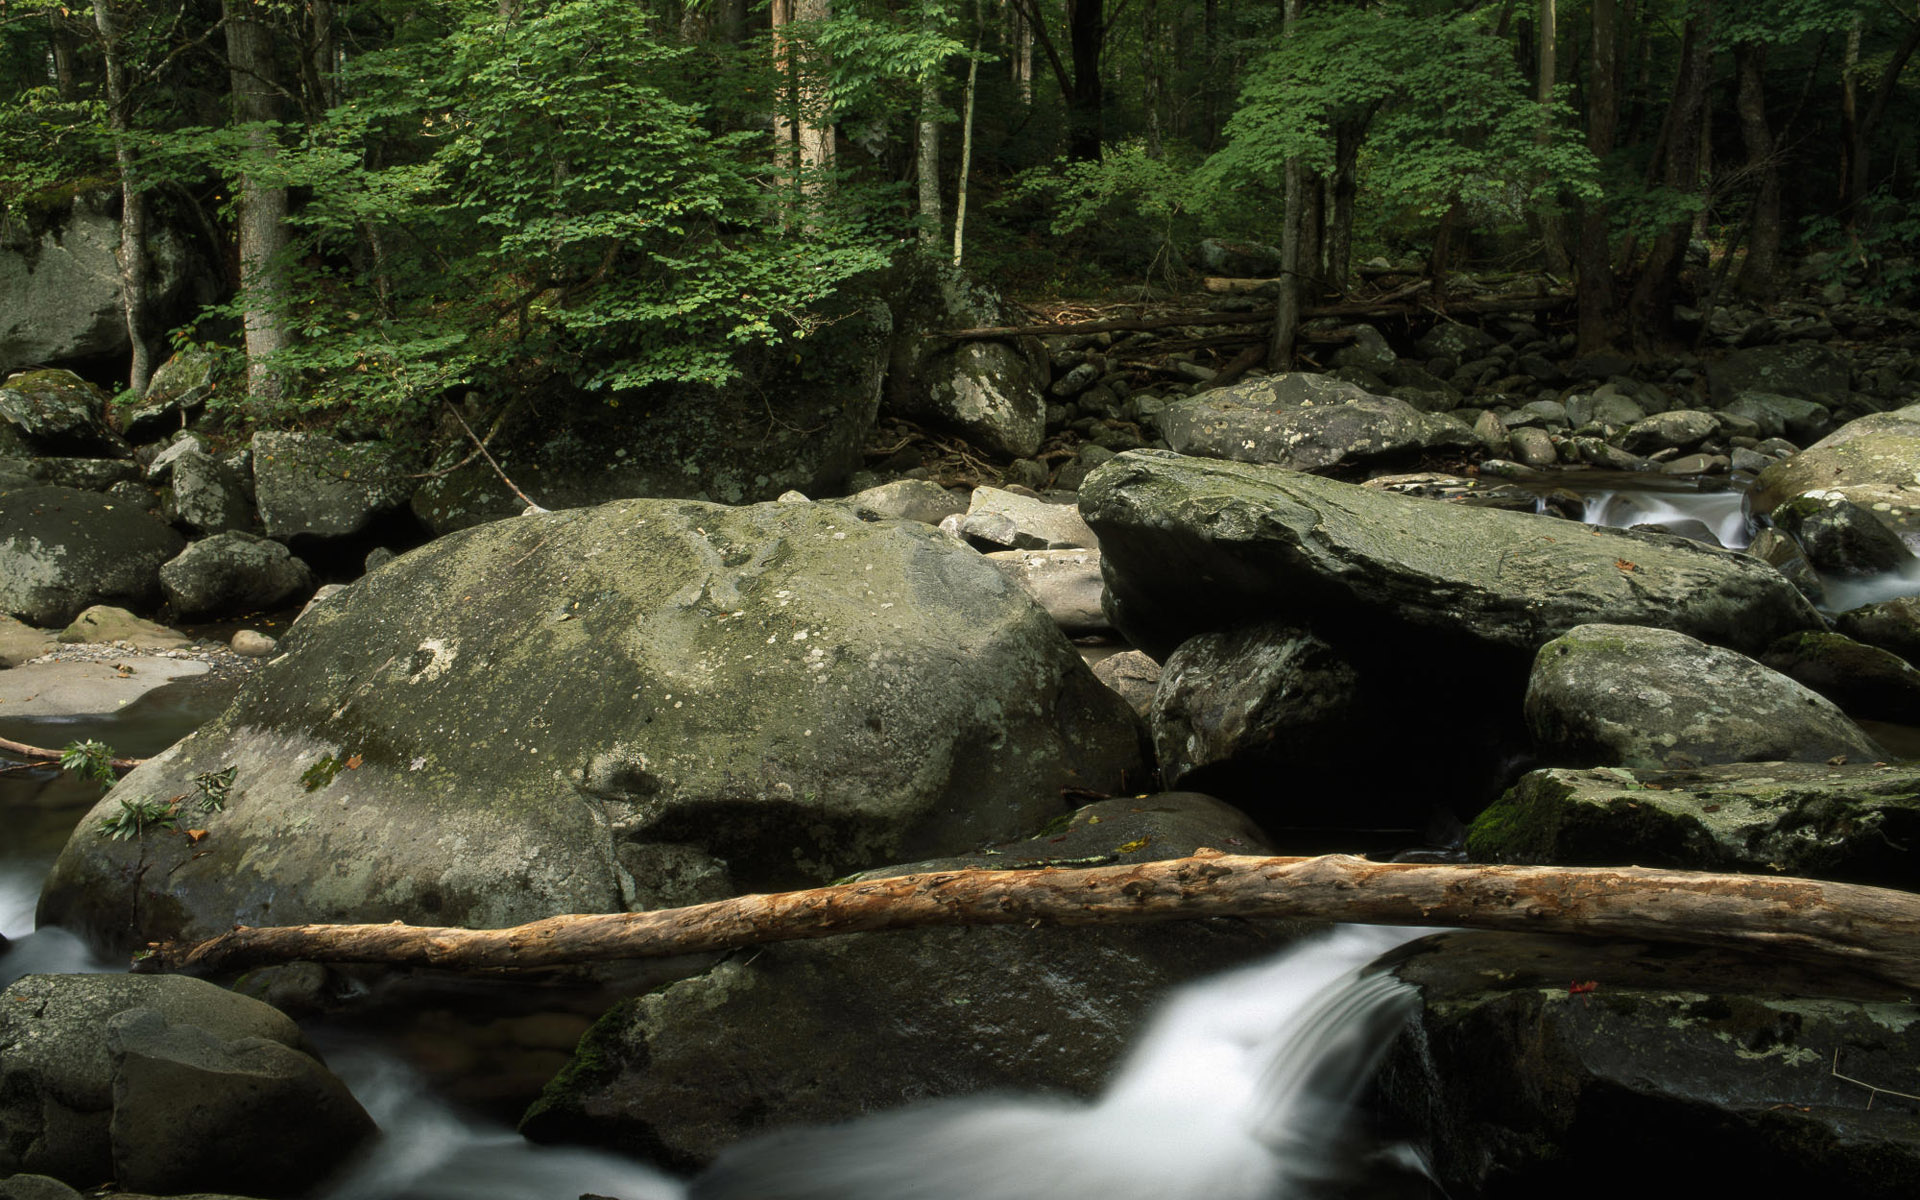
left=1, top=0, right=1917, bottom=433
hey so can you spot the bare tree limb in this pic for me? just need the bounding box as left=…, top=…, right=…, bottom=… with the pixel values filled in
left=137, top=853, right=1920, bottom=989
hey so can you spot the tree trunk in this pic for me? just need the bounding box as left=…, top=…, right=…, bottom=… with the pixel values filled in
left=953, top=4, right=983, bottom=267
left=1325, top=119, right=1362, bottom=296
left=794, top=0, right=835, bottom=188
left=50, top=11, right=81, bottom=100
left=223, top=0, right=293, bottom=408
left=1576, top=0, right=1618, bottom=353
left=1008, top=0, right=1033, bottom=105
left=1065, top=0, right=1104, bottom=159
left=1733, top=42, right=1780, bottom=300
left=1847, top=17, right=1920, bottom=227
left=1626, top=1, right=1712, bottom=353
left=1139, top=0, right=1162, bottom=158
left=1269, top=0, right=1303, bottom=369
left=917, top=73, right=943, bottom=244
left=1839, top=14, right=1862, bottom=216
left=1534, top=0, right=1571, bottom=274
left=138, top=853, right=1920, bottom=993
left=91, top=0, right=152, bottom=395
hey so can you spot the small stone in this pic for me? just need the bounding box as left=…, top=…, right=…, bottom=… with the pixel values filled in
left=231, top=629, right=277, bottom=656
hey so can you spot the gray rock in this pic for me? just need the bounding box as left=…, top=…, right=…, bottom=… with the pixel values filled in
left=0, top=486, right=185, bottom=626
left=122, top=348, right=216, bottom=442
left=1722, top=391, right=1833, bottom=443
left=229, top=629, right=276, bottom=657
left=1329, top=324, right=1397, bottom=375
left=1834, top=595, right=1920, bottom=667
left=41, top=497, right=1145, bottom=950
left=159, top=531, right=314, bottom=621
left=1509, top=425, right=1557, bottom=467
left=985, top=548, right=1109, bottom=633
left=1770, top=491, right=1918, bottom=578
left=884, top=258, right=1047, bottom=458
left=0, top=613, right=55, bottom=666
left=519, top=795, right=1297, bottom=1170
left=1413, top=323, right=1496, bottom=361
left=1158, top=375, right=1430, bottom=473
left=163, top=450, right=254, bottom=536
left=145, top=435, right=208, bottom=482
left=1509, top=399, right=1568, bottom=430
left=1760, top=630, right=1920, bottom=724
left=1149, top=621, right=1380, bottom=827
left=1524, top=623, right=1882, bottom=770
left=1620, top=409, right=1717, bottom=455
left=1381, top=932, right=1920, bottom=1198
left=0, top=371, right=126, bottom=457
left=1080, top=451, right=1821, bottom=664
left=958, top=486, right=1097, bottom=550
left=106, top=1006, right=374, bottom=1196
left=1470, top=762, right=1920, bottom=883
left=0, top=458, right=140, bottom=492
left=1471, top=410, right=1510, bottom=457
left=1708, top=342, right=1853, bottom=404
left=1749, top=405, right=1920, bottom=543
left=56, top=606, right=190, bottom=650
left=0, top=973, right=316, bottom=1187
left=0, top=201, right=132, bottom=368
left=251, top=431, right=413, bottom=543
left=0, top=1175, right=84, bottom=1200
left=1089, top=649, right=1159, bottom=720
left=844, top=479, right=966, bottom=526
left=1195, top=238, right=1283, bottom=277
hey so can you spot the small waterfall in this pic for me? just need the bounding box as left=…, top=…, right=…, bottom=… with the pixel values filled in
left=1579, top=488, right=1753, bottom=550
left=0, top=862, right=112, bottom=987
left=690, top=925, right=1428, bottom=1200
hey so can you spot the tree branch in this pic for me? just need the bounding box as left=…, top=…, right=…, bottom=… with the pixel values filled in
left=137, top=853, right=1920, bottom=990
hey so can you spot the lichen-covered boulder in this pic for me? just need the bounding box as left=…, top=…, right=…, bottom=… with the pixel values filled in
left=158, top=532, right=314, bottom=621
left=250, top=431, right=414, bottom=543
left=0, top=973, right=370, bottom=1194
left=1525, top=624, right=1884, bottom=770
left=0, top=371, right=127, bottom=458
left=1771, top=493, right=1917, bottom=577
left=40, top=497, right=1146, bottom=951
left=1079, top=450, right=1822, bottom=664
left=160, top=449, right=253, bottom=537
left=1748, top=404, right=1920, bottom=540
left=0, top=486, right=185, bottom=626
left=1835, top=595, right=1920, bottom=666
left=519, top=794, right=1299, bottom=1170
left=1380, top=932, right=1920, bottom=1198
left=882, top=256, right=1048, bottom=459
left=1157, top=374, right=1431, bottom=473
left=1760, top=630, right=1920, bottom=725
left=1466, top=761, right=1920, bottom=884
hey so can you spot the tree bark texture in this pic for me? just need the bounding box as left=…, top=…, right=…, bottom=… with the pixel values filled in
left=1733, top=42, right=1780, bottom=300
left=92, top=0, right=153, bottom=394
left=223, top=0, right=293, bottom=407
left=140, top=853, right=1920, bottom=992
left=1576, top=0, right=1618, bottom=353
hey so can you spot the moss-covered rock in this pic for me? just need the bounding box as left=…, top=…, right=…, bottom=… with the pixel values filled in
left=1467, top=761, right=1920, bottom=884
left=1079, top=450, right=1822, bottom=664
left=0, top=371, right=127, bottom=458
left=39, top=496, right=1145, bottom=951
left=0, top=486, right=185, bottom=626
left=1380, top=931, right=1920, bottom=1199
left=1748, top=404, right=1920, bottom=540
left=250, top=430, right=415, bottom=543
left=1524, top=623, right=1882, bottom=770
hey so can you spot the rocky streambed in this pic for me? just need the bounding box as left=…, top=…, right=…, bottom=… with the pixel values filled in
left=6, top=274, right=1920, bottom=1196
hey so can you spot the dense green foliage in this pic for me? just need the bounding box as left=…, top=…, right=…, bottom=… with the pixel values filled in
left=2, top=0, right=1918, bottom=419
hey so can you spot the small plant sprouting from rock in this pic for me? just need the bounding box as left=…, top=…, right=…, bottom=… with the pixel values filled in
left=100, top=795, right=182, bottom=840
left=194, top=765, right=237, bottom=813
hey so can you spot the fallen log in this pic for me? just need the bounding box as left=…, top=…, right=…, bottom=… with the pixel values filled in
left=137, top=852, right=1920, bottom=989
left=0, top=734, right=143, bottom=772
left=934, top=292, right=1573, bottom=341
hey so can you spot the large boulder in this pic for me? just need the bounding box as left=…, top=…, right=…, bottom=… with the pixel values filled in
left=0, top=203, right=129, bottom=369
left=883, top=257, right=1049, bottom=459
left=1760, top=630, right=1920, bottom=724
left=1079, top=450, right=1822, bottom=664
left=160, top=449, right=253, bottom=537
left=1380, top=932, right=1920, bottom=1198
left=39, top=497, right=1145, bottom=951
left=158, top=531, right=314, bottom=621
left=0, top=973, right=371, bottom=1194
left=1748, top=405, right=1920, bottom=541
left=1157, top=375, right=1431, bottom=473
left=0, top=486, right=186, bottom=626
left=250, top=431, right=415, bottom=543
left=413, top=297, right=893, bottom=534
left=1707, top=342, right=1853, bottom=405
left=0, top=371, right=127, bottom=458
left=519, top=794, right=1301, bottom=1170
left=1524, top=624, right=1884, bottom=770
left=1467, top=761, right=1920, bottom=885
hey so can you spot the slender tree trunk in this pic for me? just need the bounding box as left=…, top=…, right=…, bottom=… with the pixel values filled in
left=1847, top=17, right=1920, bottom=227
left=792, top=0, right=835, bottom=193
left=224, top=0, right=293, bottom=408
left=916, top=71, right=943, bottom=244
left=1430, top=200, right=1461, bottom=310
left=1576, top=0, right=1618, bottom=353
left=1269, top=0, right=1303, bottom=369
left=953, top=7, right=982, bottom=267
left=91, top=0, right=152, bottom=394
left=140, top=854, right=1920, bottom=995
left=50, top=11, right=81, bottom=100
left=1140, top=0, right=1163, bottom=157
left=1534, top=0, right=1571, bottom=273
left=1201, top=0, right=1220, bottom=145
left=1839, top=14, right=1863, bottom=216
left=1733, top=42, right=1780, bottom=300
left=1627, top=1, right=1713, bottom=353
left=1326, top=119, right=1362, bottom=296
left=771, top=0, right=798, bottom=187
